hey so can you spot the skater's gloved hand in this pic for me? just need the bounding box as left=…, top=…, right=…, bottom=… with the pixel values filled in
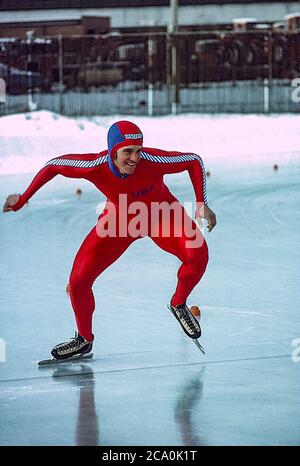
left=2, top=194, right=21, bottom=212
left=195, top=204, right=217, bottom=232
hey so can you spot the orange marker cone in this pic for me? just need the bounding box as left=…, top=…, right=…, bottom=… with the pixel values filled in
left=190, top=305, right=201, bottom=318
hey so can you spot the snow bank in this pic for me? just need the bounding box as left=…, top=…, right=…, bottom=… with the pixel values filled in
left=0, top=111, right=300, bottom=175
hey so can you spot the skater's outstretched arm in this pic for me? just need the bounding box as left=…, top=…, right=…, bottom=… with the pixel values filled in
left=144, top=149, right=207, bottom=205
left=164, top=151, right=207, bottom=204
left=168, top=152, right=217, bottom=232
left=2, top=152, right=106, bottom=212
left=143, top=149, right=216, bottom=231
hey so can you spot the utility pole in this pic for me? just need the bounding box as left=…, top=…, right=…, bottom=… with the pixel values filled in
left=58, top=34, right=64, bottom=114
left=26, top=30, right=37, bottom=112
left=170, top=0, right=178, bottom=34
left=147, top=36, right=155, bottom=116
left=167, top=0, right=179, bottom=114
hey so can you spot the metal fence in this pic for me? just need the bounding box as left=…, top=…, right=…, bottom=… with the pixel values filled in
left=0, top=30, right=300, bottom=115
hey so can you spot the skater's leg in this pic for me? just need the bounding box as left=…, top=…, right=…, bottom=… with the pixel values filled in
left=150, top=202, right=208, bottom=307
left=69, top=222, right=135, bottom=341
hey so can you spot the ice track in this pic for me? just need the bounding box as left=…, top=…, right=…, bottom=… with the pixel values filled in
left=1, top=114, right=300, bottom=445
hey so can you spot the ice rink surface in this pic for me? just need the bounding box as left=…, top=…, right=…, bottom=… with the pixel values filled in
left=0, top=113, right=300, bottom=446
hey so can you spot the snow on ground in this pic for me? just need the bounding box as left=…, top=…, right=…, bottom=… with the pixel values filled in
left=1, top=111, right=300, bottom=175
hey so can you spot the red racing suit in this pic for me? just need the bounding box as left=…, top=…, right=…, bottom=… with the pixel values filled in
left=12, top=147, right=209, bottom=340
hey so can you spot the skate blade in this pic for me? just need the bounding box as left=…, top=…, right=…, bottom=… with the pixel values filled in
left=167, top=305, right=205, bottom=354
left=38, top=352, right=93, bottom=366
left=192, top=339, right=206, bottom=354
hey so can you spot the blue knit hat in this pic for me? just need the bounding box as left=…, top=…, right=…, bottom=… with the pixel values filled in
left=107, top=120, right=143, bottom=159
left=107, top=120, right=143, bottom=178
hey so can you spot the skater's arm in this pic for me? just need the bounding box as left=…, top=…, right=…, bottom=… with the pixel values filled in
left=145, top=149, right=217, bottom=232
left=156, top=150, right=207, bottom=205
left=3, top=165, right=58, bottom=212
left=3, top=153, right=104, bottom=212
left=166, top=153, right=217, bottom=231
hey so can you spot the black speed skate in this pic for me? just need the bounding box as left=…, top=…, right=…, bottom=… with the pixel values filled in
left=169, top=303, right=201, bottom=339
left=51, top=332, right=93, bottom=360
left=168, top=303, right=205, bottom=354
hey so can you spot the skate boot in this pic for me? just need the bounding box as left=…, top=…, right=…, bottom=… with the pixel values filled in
left=51, top=332, right=93, bottom=360
left=168, top=303, right=201, bottom=339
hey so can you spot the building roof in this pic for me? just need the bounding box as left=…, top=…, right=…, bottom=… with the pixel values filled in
left=0, top=0, right=297, bottom=10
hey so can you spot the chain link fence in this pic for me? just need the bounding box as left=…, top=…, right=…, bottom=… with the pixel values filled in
left=0, top=30, right=300, bottom=116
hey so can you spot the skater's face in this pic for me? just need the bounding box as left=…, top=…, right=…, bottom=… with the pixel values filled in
left=114, top=145, right=142, bottom=175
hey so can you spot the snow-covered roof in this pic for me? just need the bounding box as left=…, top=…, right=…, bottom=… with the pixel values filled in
left=232, top=18, right=257, bottom=24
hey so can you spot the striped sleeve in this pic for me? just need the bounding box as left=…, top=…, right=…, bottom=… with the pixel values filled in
left=141, top=150, right=207, bottom=205
left=45, top=154, right=108, bottom=170
left=12, top=153, right=107, bottom=211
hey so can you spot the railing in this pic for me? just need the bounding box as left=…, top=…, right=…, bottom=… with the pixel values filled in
left=0, top=30, right=299, bottom=115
